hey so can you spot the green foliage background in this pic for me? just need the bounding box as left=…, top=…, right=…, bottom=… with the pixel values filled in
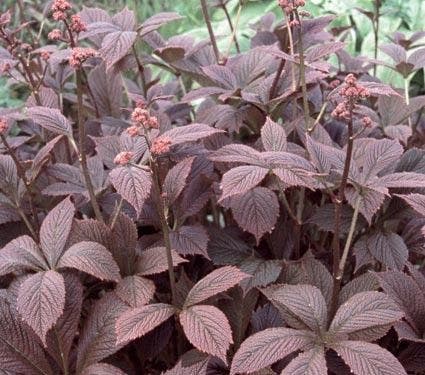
left=1, top=0, right=424, bottom=107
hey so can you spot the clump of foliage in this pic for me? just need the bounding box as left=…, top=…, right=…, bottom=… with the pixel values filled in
left=0, top=0, right=425, bottom=374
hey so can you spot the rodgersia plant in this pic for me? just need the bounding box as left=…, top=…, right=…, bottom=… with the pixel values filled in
left=0, top=0, right=424, bottom=373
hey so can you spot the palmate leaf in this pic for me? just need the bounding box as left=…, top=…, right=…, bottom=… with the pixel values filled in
left=17, top=270, right=66, bottom=345
left=0, top=235, right=47, bottom=276
left=137, top=246, right=188, bottom=276
left=169, top=224, right=210, bottom=258
left=115, top=275, right=155, bottom=307
left=159, top=124, right=223, bottom=146
left=163, top=157, right=194, bottom=206
left=27, top=106, right=72, bottom=136
left=184, top=266, right=250, bottom=307
left=139, top=12, right=183, bottom=37
left=219, top=167, right=268, bottom=201
left=375, top=271, right=425, bottom=332
left=359, top=139, right=403, bottom=181
left=0, top=154, right=19, bottom=195
left=262, top=284, right=328, bottom=334
left=396, top=193, right=425, bottom=216
left=209, top=144, right=265, bottom=165
left=377, top=172, right=425, bottom=188
left=261, top=117, right=287, bottom=152
left=115, top=303, right=175, bottom=345
left=109, top=166, right=152, bottom=216
left=230, top=187, right=279, bottom=243
left=354, top=231, right=408, bottom=271
left=81, top=363, right=126, bottom=375
left=77, top=293, right=127, bottom=371
left=0, top=298, right=53, bottom=375
left=281, top=346, right=327, bottom=375
left=329, top=291, right=403, bottom=336
left=239, top=258, right=282, bottom=295
left=45, top=274, right=82, bottom=373
left=180, top=305, right=233, bottom=362
left=58, top=241, right=121, bottom=282
left=40, top=197, right=75, bottom=268
left=100, top=30, right=137, bottom=69
left=230, top=328, right=315, bottom=374
left=330, top=341, right=407, bottom=375
left=284, top=256, right=333, bottom=307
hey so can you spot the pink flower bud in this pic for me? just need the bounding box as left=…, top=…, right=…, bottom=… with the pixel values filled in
left=0, top=118, right=8, bottom=134
left=48, top=29, right=62, bottom=41
left=126, top=125, right=140, bottom=137
left=362, top=116, right=372, bottom=128
left=114, top=151, right=134, bottom=166
left=151, top=137, right=172, bottom=156
left=70, top=15, right=87, bottom=33
left=69, top=47, right=97, bottom=68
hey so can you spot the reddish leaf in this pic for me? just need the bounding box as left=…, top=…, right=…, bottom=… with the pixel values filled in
left=137, top=246, right=187, bottom=275
left=184, top=266, right=250, bottom=307
left=230, top=328, right=315, bottom=374
left=210, top=144, right=265, bottom=165
left=17, top=270, right=65, bottom=345
left=109, top=166, right=152, bottom=215
left=239, top=258, right=282, bottom=294
left=46, top=274, right=82, bottom=372
left=0, top=299, right=53, bottom=374
left=27, top=106, right=72, bottom=136
left=115, top=303, right=175, bottom=345
left=330, top=341, right=407, bottom=375
left=58, top=241, right=121, bottom=282
left=77, top=293, right=127, bottom=371
left=329, top=291, right=403, bottom=335
left=377, top=172, right=425, bottom=188
left=40, top=197, right=75, bottom=268
left=230, top=187, right=279, bottom=243
left=81, top=363, right=126, bottom=375
left=261, top=117, right=287, bottom=152
left=263, top=284, right=328, bottom=333
left=220, top=166, right=268, bottom=201
left=169, top=225, right=210, bottom=258
left=396, top=193, right=425, bottom=216
left=115, top=275, right=155, bottom=307
left=100, top=30, right=137, bottom=69
left=180, top=305, right=233, bottom=362
left=281, top=346, right=327, bottom=375
left=140, top=12, right=183, bottom=37
left=160, top=124, right=223, bottom=146
left=0, top=235, right=47, bottom=276
left=163, top=157, right=194, bottom=206
left=375, top=271, right=425, bottom=332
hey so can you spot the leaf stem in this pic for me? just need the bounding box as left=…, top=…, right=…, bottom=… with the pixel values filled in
left=224, top=1, right=242, bottom=58
left=330, top=109, right=355, bottom=319
left=75, top=70, right=105, bottom=224
left=221, top=1, right=240, bottom=53
left=294, top=10, right=310, bottom=129
left=0, top=133, right=39, bottom=231
left=132, top=45, right=148, bottom=97
left=151, top=160, right=177, bottom=306
left=404, top=76, right=413, bottom=129
left=200, top=0, right=220, bottom=64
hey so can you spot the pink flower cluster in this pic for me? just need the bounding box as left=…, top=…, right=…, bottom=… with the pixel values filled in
left=150, top=137, right=172, bottom=156
left=70, top=15, right=86, bottom=33
left=48, top=29, right=62, bottom=41
left=50, top=0, right=87, bottom=34
left=278, top=0, right=306, bottom=15
left=0, top=118, right=8, bottom=135
left=332, top=74, right=370, bottom=120
left=51, top=0, right=71, bottom=21
left=114, top=151, right=134, bottom=166
left=69, top=47, right=96, bottom=68
left=126, top=102, right=159, bottom=137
